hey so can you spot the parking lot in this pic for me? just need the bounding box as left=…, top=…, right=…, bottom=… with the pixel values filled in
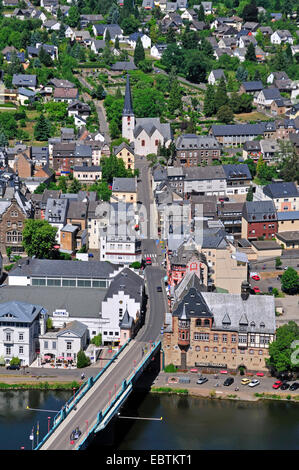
left=153, top=372, right=299, bottom=398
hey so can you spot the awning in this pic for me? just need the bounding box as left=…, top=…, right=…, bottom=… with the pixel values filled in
left=66, top=357, right=73, bottom=360
left=44, top=355, right=51, bottom=359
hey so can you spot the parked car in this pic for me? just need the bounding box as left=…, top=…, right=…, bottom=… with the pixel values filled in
left=253, top=286, right=261, bottom=294
left=223, top=377, right=234, bottom=386
left=6, top=364, right=20, bottom=370
left=241, top=378, right=251, bottom=385
left=156, top=286, right=162, bottom=292
left=280, top=382, right=290, bottom=390
left=272, top=380, right=283, bottom=389
left=284, top=266, right=289, bottom=270
left=289, top=382, right=299, bottom=391
left=268, top=286, right=273, bottom=294
left=251, top=275, right=260, bottom=281
left=197, top=377, right=208, bottom=385
left=248, top=379, right=260, bottom=387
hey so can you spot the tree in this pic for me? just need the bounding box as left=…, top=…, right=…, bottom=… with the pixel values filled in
left=184, top=50, right=208, bottom=83
left=0, top=128, right=8, bottom=147
left=197, top=4, right=205, bottom=21
left=215, top=76, right=229, bottom=108
left=203, top=84, right=216, bottom=116
left=242, top=0, right=258, bottom=22
left=168, top=78, right=182, bottom=114
left=89, top=181, right=112, bottom=201
left=92, top=83, right=105, bottom=100
left=38, top=46, right=53, bottom=67
left=134, top=36, right=145, bottom=66
left=69, top=178, right=82, bottom=194
left=216, top=105, right=234, bottom=123
left=91, top=334, right=102, bottom=347
left=66, top=5, right=80, bottom=28
left=10, top=357, right=21, bottom=366
left=101, top=154, right=128, bottom=183
left=245, top=42, right=256, bottom=62
left=22, top=219, right=57, bottom=258
left=77, top=350, right=90, bottom=368
left=34, top=114, right=52, bottom=141
left=114, top=35, right=120, bottom=50
left=246, top=186, right=253, bottom=201
left=275, top=257, right=282, bottom=268
left=267, top=321, right=299, bottom=373
left=281, top=267, right=299, bottom=294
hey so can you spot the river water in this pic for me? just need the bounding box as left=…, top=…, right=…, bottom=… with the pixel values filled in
left=1, top=390, right=299, bottom=450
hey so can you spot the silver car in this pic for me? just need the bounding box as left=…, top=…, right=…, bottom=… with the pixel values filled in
left=248, top=379, right=260, bottom=387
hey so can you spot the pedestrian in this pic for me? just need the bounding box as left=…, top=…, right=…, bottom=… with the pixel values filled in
left=81, top=373, right=85, bottom=380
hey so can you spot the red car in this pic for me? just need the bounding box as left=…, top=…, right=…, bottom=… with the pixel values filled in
left=272, top=380, right=283, bottom=389
left=145, top=257, right=152, bottom=265
left=251, top=275, right=260, bottom=281
left=253, top=286, right=260, bottom=294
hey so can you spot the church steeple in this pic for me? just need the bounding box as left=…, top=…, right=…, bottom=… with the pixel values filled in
left=122, top=74, right=135, bottom=142
left=123, top=74, right=134, bottom=117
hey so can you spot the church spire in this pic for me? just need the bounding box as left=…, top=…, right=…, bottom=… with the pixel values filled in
left=122, top=74, right=134, bottom=117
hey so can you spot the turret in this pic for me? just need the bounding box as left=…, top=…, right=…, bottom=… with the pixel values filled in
left=178, top=304, right=190, bottom=347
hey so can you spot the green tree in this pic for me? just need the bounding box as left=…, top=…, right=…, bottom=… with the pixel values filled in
left=168, top=77, right=182, bottom=114
left=69, top=178, right=82, bottom=194
left=245, top=42, right=256, bottom=62
left=34, top=114, right=52, bottom=141
left=38, top=47, right=53, bottom=67
left=267, top=321, right=299, bottom=373
left=76, top=350, right=90, bottom=368
left=10, top=357, right=21, bottom=366
left=275, top=257, right=282, bottom=268
left=242, top=0, right=258, bottom=22
left=203, top=84, right=216, bottom=116
left=91, top=334, right=102, bottom=346
left=134, top=36, right=145, bottom=66
left=246, top=186, right=253, bottom=201
left=216, top=105, right=234, bottom=123
left=101, top=154, right=128, bottom=183
left=22, top=219, right=57, bottom=258
left=197, top=4, right=205, bottom=21
left=66, top=5, right=80, bottom=28
left=215, top=76, right=229, bottom=108
left=281, top=267, right=299, bottom=294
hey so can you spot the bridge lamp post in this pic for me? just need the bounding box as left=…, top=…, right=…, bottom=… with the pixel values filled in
left=48, top=416, right=51, bottom=434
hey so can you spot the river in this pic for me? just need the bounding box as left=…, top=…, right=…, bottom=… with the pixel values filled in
left=1, top=390, right=299, bottom=450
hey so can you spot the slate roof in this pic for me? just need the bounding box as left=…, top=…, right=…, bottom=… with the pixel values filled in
left=242, top=200, right=277, bottom=222
left=111, top=61, right=137, bottom=71
left=134, top=118, right=172, bottom=141
left=0, top=300, right=43, bottom=323
left=57, top=320, right=87, bottom=338
left=176, top=134, right=221, bottom=150
left=263, top=182, right=299, bottom=199
left=212, top=123, right=266, bottom=136
left=277, top=211, right=299, bottom=221
left=112, top=177, right=137, bottom=193
left=103, top=268, right=144, bottom=303
left=222, top=164, right=252, bottom=180
left=123, top=74, right=134, bottom=117
left=184, top=166, right=226, bottom=181
left=12, top=74, right=36, bottom=87
left=8, top=258, right=120, bottom=279
left=173, top=287, right=213, bottom=319
left=241, top=81, right=263, bottom=92
left=261, top=88, right=282, bottom=100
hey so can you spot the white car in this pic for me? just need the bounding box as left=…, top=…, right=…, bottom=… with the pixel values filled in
left=248, top=379, right=260, bottom=387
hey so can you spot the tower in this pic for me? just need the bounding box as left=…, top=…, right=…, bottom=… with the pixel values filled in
left=122, top=74, right=135, bottom=143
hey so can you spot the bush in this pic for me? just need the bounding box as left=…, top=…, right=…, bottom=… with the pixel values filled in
left=164, top=363, right=178, bottom=373
left=76, top=350, right=90, bottom=369
left=91, top=334, right=102, bottom=347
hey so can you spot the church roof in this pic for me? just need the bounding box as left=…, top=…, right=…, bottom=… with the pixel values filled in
left=122, top=74, right=134, bottom=116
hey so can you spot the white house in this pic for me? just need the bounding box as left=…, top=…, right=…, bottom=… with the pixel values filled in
left=270, top=30, right=293, bottom=45
left=208, top=69, right=225, bottom=85
left=99, top=268, right=145, bottom=346
left=64, top=26, right=74, bottom=39
left=0, top=300, right=47, bottom=366
left=127, top=32, right=151, bottom=49
left=150, top=43, right=167, bottom=59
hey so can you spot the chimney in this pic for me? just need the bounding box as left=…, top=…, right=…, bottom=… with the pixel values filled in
left=241, top=280, right=250, bottom=301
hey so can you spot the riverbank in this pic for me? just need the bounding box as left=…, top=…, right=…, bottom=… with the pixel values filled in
left=150, top=372, right=299, bottom=404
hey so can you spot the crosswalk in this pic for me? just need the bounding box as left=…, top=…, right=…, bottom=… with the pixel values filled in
left=143, top=253, right=159, bottom=266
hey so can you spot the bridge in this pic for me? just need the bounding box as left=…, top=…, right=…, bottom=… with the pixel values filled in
left=35, top=266, right=166, bottom=450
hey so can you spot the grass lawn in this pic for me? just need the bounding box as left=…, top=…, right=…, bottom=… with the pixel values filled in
left=236, top=111, right=272, bottom=122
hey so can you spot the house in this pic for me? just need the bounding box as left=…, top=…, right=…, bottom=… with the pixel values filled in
left=233, top=47, right=247, bottom=62
left=42, top=20, right=61, bottom=31
left=163, top=283, right=275, bottom=372
left=287, top=104, right=299, bottom=120
left=0, top=193, right=31, bottom=254
left=71, top=30, right=92, bottom=46
left=242, top=141, right=261, bottom=161
left=53, top=88, right=79, bottom=103
left=30, top=146, right=49, bottom=167
left=259, top=139, right=281, bottom=163
left=100, top=268, right=145, bottom=345
left=243, top=22, right=259, bottom=33
left=113, top=142, right=135, bottom=171
left=150, top=43, right=168, bottom=59
left=218, top=37, right=238, bottom=49
left=142, top=0, right=155, bottom=9
left=259, top=26, right=273, bottom=36
left=267, top=71, right=289, bottom=84
left=17, top=87, right=36, bottom=106
left=270, top=99, right=288, bottom=116
left=238, top=35, right=257, bottom=48
left=111, top=177, right=137, bottom=204
left=0, top=300, right=47, bottom=366
left=73, top=166, right=102, bottom=185
left=241, top=200, right=278, bottom=240
left=122, top=75, right=172, bottom=156
left=254, top=88, right=282, bottom=110
left=128, top=32, right=151, bottom=49
left=45, top=198, right=69, bottom=242
left=183, top=165, right=227, bottom=196
left=90, top=39, right=106, bottom=54
left=239, top=81, right=263, bottom=95
left=12, top=74, right=37, bottom=90
left=271, top=30, right=293, bottom=45
left=207, top=69, right=225, bottom=85
left=103, top=24, right=123, bottom=42
left=110, top=61, right=137, bottom=71
left=175, top=134, right=221, bottom=167
left=13, top=151, right=33, bottom=178
left=27, top=43, right=58, bottom=61
left=214, top=47, right=234, bottom=60
left=211, top=123, right=267, bottom=146
left=201, top=2, right=212, bottom=15
left=68, top=100, right=91, bottom=121
left=254, top=182, right=299, bottom=212
left=222, top=164, right=252, bottom=196
left=80, top=14, right=104, bottom=28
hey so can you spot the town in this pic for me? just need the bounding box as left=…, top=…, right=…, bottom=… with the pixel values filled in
left=0, top=0, right=298, bottom=449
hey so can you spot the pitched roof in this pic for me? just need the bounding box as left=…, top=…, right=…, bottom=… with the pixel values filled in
left=122, top=74, right=134, bottom=117
left=103, top=268, right=144, bottom=303
left=242, top=200, right=277, bottom=222
left=263, top=182, right=299, bottom=199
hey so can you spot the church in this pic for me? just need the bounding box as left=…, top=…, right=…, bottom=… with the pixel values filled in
left=122, top=74, right=172, bottom=157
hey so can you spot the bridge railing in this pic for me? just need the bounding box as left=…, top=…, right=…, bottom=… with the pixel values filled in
left=35, top=339, right=132, bottom=450
left=75, top=340, right=161, bottom=450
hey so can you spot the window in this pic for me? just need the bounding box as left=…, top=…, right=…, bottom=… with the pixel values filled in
left=231, top=335, right=236, bottom=343
left=196, top=319, right=201, bottom=327
left=77, top=280, right=91, bottom=287
left=19, top=333, right=24, bottom=341
left=19, top=346, right=23, bottom=354
left=6, top=332, right=11, bottom=342
left=6, top=347, right=11, bottom=355
left=44, top=341, right=48, bottom=349
left=213, top=347, right=218, bottom=352
left=195, top=346, right=200, bottom=351
left=239, top=335, right=247, bottom=343
left=204, top=346, right=209, bottom=352
left=52, top=342, right=56, bottom=349
left=213, top=334, right=218, bottom=342
left=249, top=349, right=254, bottom=355
left=66, top=341, right=72, bottom=350
left=47, top=279, right=61, bottom=287
left=194, top=332, right=200, bottom=340
left=141, top=140, right=145, bottom=147
left=222, top=334, right=227, bottom=343
left=199, top=333, right=209, bottom=341
left=62, top=279, right=76, bottom=287
left=222, top=347, right=227, bottom=353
